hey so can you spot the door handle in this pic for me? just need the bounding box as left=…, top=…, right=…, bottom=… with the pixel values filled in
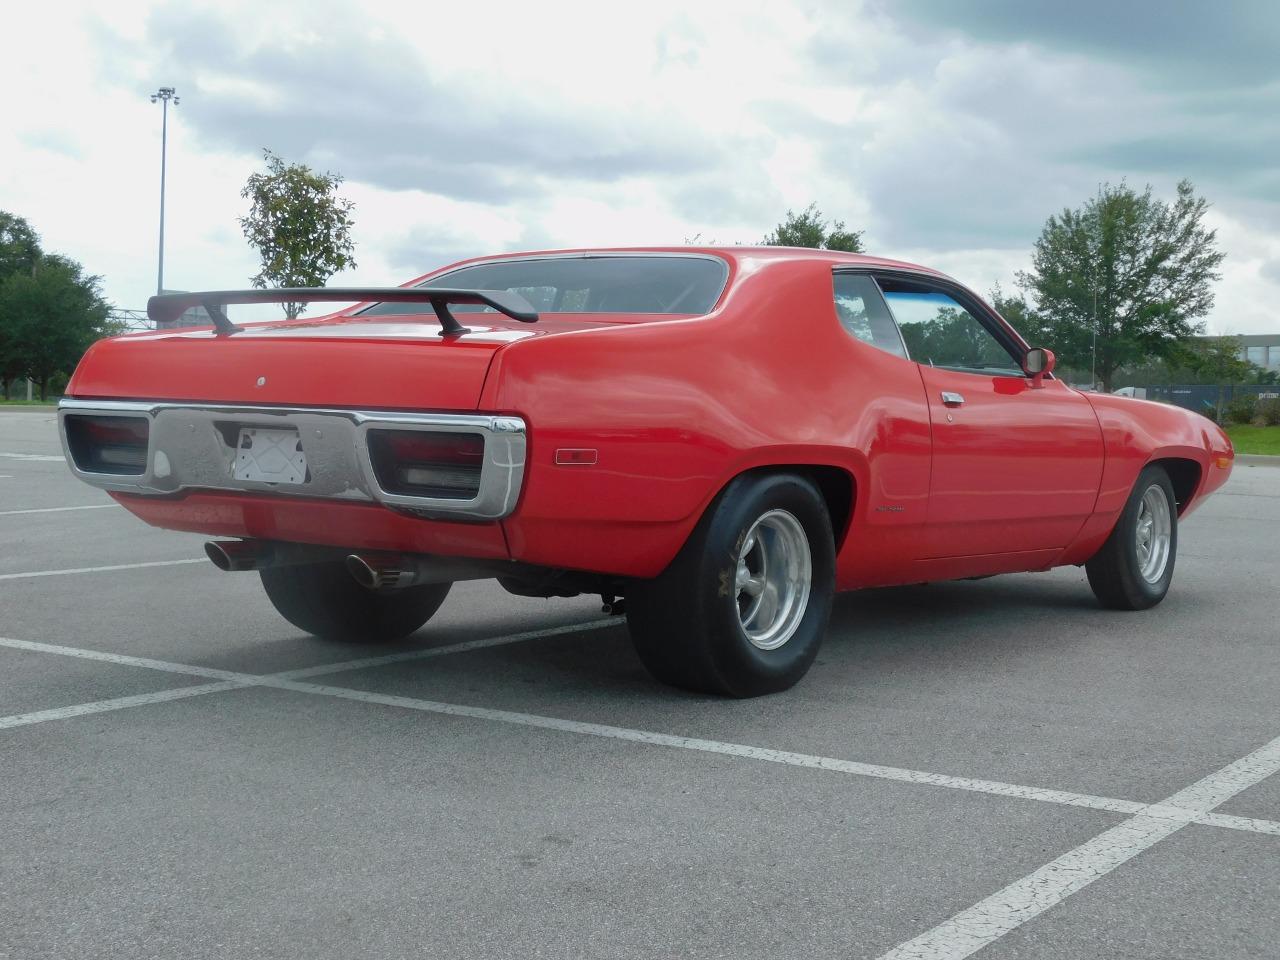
left=940, top=391, right=965, bottom=407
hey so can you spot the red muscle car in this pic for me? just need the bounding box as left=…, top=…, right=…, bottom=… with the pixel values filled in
left=58, top=248, right=1234, bottom=696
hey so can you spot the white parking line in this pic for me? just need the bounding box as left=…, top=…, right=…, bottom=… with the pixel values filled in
left=0, top=620, right=621, bottom=729
left=2, top=631, right=1278, bottom=841
left=0, top=503, right=120, bottom=516
left=273, top=617, right=620, bottom=680
left=0, top=452, right=64, bottom=461
left=0, top=682, right=244, bottom=730
left=875, top=732, right=1280, bottom=960
left=0, top=558, right=206, bottom=581
left=0, top=636, right=250, bottom=681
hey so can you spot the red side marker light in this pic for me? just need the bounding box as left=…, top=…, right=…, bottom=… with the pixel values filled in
left=555, top=448, right=598, bottom=466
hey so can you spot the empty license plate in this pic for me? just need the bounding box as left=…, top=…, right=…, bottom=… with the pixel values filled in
left=233, top=427, right=307, bottom=484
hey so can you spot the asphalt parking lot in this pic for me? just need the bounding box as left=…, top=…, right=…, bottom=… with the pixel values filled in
left=2, top=406, right=1278, bottom=960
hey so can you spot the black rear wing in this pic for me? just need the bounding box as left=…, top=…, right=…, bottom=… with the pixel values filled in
left=145, top=287, right=540, bottom=336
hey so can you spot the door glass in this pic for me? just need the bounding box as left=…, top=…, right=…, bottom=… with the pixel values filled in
left=832, top=273, right=907, bottom=358
left=880, top=278, right=1022, bottom=376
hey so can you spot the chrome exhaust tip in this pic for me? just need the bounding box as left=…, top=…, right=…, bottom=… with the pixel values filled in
left=205, top=539, right=274, bottom=572
left=346, top=553, right=415, bottom=590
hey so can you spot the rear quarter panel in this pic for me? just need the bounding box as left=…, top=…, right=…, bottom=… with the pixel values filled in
left=486, top=257, right=932, bottom=579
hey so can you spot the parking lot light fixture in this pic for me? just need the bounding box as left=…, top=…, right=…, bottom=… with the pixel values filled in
left=149, top=86, right=180, bottom=296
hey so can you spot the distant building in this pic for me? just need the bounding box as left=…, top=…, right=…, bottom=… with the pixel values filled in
left=1234, top=334, right=1280, bottom=373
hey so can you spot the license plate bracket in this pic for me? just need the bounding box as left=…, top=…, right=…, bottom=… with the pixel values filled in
left=233, top=427, right=307, bottom=485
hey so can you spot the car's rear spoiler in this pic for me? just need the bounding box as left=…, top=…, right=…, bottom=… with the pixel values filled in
left=145, top=287, right=540, bottom=336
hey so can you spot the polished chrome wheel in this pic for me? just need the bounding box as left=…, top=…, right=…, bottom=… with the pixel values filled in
left=1134, top=484, right=1172, bottom=583
left=734, top=508, right=812, bottom=650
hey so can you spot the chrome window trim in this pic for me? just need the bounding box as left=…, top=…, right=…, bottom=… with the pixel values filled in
left=57, top=399, right=526, bottom=521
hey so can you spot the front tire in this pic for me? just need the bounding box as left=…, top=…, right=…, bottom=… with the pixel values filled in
left=1085, top=465, right=1178, bottom=610
left=627, top=473, right=836, bottom=697
left=259, top=561, right=451, bottom=643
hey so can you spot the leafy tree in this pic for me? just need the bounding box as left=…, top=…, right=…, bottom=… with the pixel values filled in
left=899, top=307, right=1015, bottom=371
left=1018, top=180, right=1225, bottom=392
left=239, top=150, right=357, bottom=318
left=988, top=284, right=1053, bottom=348
left=0, top=212, right=41, bottom=281
left=0, top=253, right=114, bottom=399
left=0, top=211, right=45, bottom=397
left=763, top=203, right=864, bottom=252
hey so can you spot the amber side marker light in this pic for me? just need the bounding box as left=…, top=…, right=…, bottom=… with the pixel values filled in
left=555, top=448, right=598, bottom=466
left=1215, top=456, right=1233, bottom=469
left=64, top=415, right=150, bottom=475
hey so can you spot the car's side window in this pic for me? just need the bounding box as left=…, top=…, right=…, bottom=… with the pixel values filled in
left=878, top=277, right=1023, bottom=377
left=832, top=273, right=908, bottom=359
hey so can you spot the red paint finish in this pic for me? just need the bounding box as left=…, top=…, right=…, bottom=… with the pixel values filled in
left=1057, top=393, right=1232, bottom=565
left=65, top=246, right=1233, bottom=589
left=916, top=368, right=1103, bottom=556
left=113, top=491, right=510, bottom=559
left=489, top=256, right=932, bottom=583
left=68, top=332, right=501, bottom=410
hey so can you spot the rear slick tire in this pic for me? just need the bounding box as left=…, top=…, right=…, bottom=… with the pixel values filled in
left=627, top=472, right=836, bottom=698
left=259, top=561, right=451, bottom=643
left=1085, top=465, right=1178, bottom=611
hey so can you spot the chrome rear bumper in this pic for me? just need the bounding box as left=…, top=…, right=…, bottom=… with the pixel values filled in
left=56, top=399, right=526, bottom=520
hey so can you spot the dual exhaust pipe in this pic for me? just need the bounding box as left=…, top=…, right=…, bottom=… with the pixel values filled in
left=204, top=539, right=494, bottom=589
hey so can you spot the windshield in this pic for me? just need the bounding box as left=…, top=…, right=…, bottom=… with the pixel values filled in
left=359, top=255, right=728, bottom=317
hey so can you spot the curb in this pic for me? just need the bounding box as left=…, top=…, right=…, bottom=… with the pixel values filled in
left=0, top=405, right=59, bottom=413
left=1236, top=454, right=1280, bottom=467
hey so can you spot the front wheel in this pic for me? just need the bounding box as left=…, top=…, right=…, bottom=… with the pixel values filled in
left=627, top=472, right=836, bottom=697
left=259, top=561, right=451, bottom=642
left=1085, top=465, right=1178, bottom=610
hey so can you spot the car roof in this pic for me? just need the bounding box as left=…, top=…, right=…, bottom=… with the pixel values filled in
left=413, top=246, right=947, bottom=283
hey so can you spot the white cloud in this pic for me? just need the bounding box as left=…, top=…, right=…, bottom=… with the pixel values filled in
left=0, top=0, right=1276, bottom=333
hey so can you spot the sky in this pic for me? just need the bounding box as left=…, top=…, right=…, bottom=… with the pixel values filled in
left=2, top=0, right=1278, bottom=331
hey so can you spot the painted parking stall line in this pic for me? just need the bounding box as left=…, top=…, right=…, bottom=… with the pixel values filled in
left=0, top=682, right=246, bottom=730
left=874, top=731, right=1280, bottom=960
left=0, top=503, right=120, bottom=516
left=3, top=632, right=1279, bottom=841
left=0, top=620, right=621, bottom=728
left=0, top=558, right=207, bottom=581
left=272, top=617, right=620, bottom=680
left=0, top=452, right=65, bottom=461
left=0, top=636, right=251, bottom=681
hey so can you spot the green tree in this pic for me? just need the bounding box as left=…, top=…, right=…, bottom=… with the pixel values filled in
left=1018, top=180, right=1225, bottom=392
left=239, top=150, right=357, bottom=318
left=899, top=307, right=1016, bottom=371
left=0, top=211, right=45, bottom=397
left=0, top=212, right=41, bottom=281
left=988, top=284, right=1053, bottom=348
left=763, top=203, right=864, bottom=252
left=0, top=253, right=114, bottom=399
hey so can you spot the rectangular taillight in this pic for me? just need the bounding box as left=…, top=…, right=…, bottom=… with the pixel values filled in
left=64, top=415, right=150, bottom=475
left=366, top=429, right=484, bottom=500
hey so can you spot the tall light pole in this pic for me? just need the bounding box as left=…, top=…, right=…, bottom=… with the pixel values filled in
left=150, top=87, right=179, bottom=295
left=1091, top=284, right=1098, bottom=391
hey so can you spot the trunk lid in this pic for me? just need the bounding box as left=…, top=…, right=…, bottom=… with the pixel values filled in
left=65, top=312, right=660, bottom=410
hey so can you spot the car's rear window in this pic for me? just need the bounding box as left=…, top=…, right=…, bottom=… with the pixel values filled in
left=359, top=255, right=728, bottom=317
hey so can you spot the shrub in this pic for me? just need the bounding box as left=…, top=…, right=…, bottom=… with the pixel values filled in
left=1255, top=397, right=1280, bottom=427
left=1224, top=395, right=1257, bottom=425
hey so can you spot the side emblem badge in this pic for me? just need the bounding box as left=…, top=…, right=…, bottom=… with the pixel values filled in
left=256, top=376, right=267, bottom=388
